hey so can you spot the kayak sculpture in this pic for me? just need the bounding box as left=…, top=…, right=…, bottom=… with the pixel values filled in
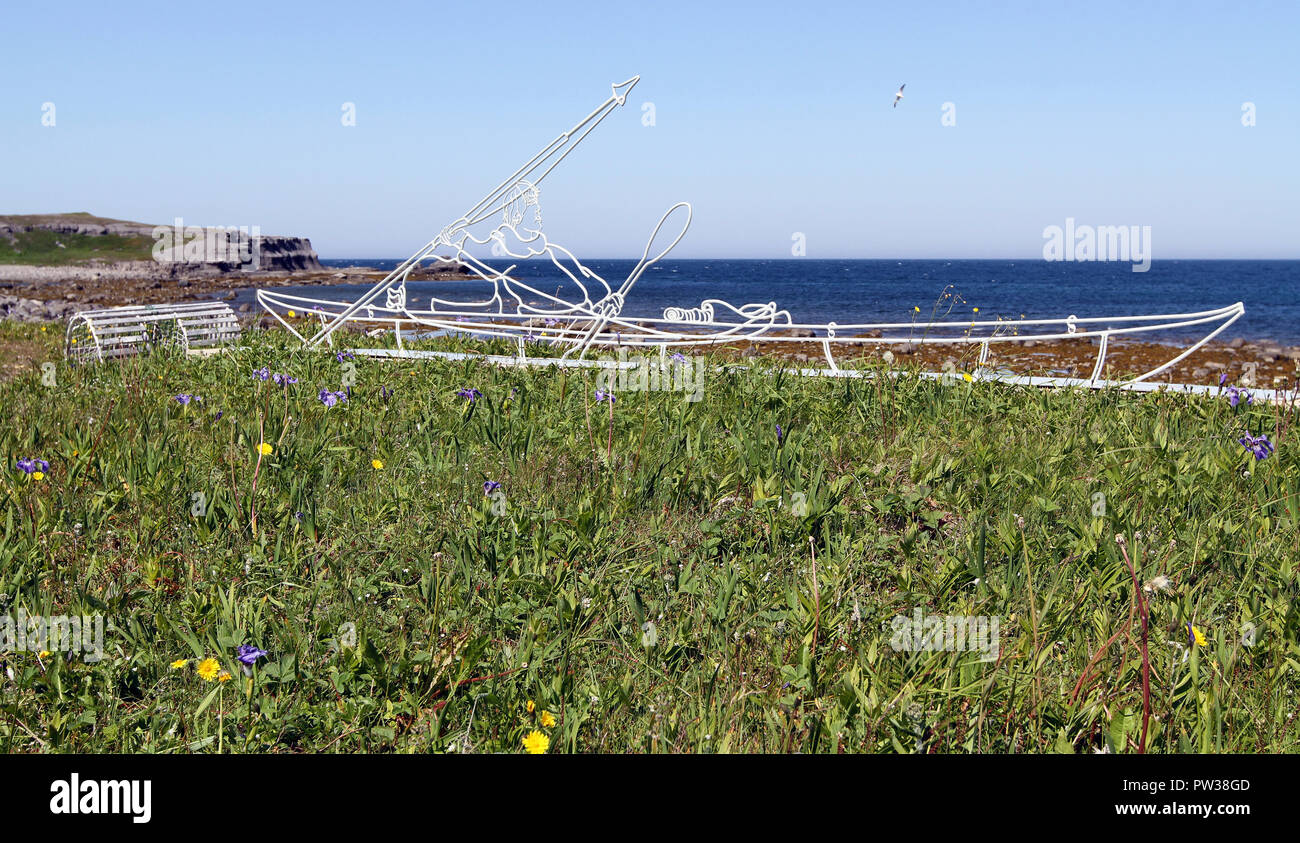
left=258, top=75, right=1248, bottom=394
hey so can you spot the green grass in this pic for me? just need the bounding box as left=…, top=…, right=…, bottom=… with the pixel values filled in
left=1, top=322, right=1298, bottom=753
left=0, top=229, right=156, bottom=265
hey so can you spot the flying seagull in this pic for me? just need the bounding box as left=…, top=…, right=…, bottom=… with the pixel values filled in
left=893, top=83, right=905, bottom=108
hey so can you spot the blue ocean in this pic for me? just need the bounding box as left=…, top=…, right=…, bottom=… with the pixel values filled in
left=257, top=259, right=1300, bottom=344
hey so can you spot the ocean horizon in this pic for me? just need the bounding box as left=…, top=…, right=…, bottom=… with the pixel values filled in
left=250, top=258, right=1300, bottom=344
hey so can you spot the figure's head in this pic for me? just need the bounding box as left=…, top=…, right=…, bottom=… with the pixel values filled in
left=502, top=181, right=542, bottom=233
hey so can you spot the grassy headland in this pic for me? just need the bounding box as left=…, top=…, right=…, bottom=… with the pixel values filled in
left=1, top=322, right=1298, bottom=753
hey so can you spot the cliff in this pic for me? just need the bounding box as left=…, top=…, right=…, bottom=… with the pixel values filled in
left=0, top=212, right=323, bottom=277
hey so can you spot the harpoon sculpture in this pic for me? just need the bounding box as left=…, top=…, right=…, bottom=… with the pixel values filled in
left=258, top=75, right=1260, bottom=399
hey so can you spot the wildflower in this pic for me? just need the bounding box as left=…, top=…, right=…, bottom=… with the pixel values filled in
left=174, top=393, right=194, bottom=405
left=456, top=387, right=482, bottom=402
left=1238, top=433, right=1274, bottom=461
left=1188, top=623, right=1207, bottom=647
left=272, top=373, right=298, bottom=386
left=594, top=389, right=615, bottom=404
left=237, top=645, right=268, bottom=666
left=1143, top=575, right=1171, bottom=593
left=775, top=423, right=784, bottom=443
left=670, top=352, right=687, bottom=364
left=170, top=658, right=189, bottom=669
left=32, top=471, right=44, bottom=480
left=1227, top=386, right=1253, bottom=408
left=522, top=730, right=550, bottom=754
left=196, top=658, right=221, bottom=681
left=972, top=307, right=979, bottom=313
left=540, top=710, right=556, bottom=728
left=484, top=480, right=501, bottom=496
left=913, top=306, right=920, bottom=313
left=287, top=310, right=296, bottom=317
left=1219, top=373, right=1229, bottom=387
left=318, top=389, right=348, bottom=408
left=371, top=459, right=384, bottom=470
left=253, top=366, right=271, bottom=381
left=218, top=671, right=233, bottom=682
left=526, top=700, right=536, bottom=713
left=336, top=351, right=354, bottom=362
left=257, top=442, right=273, bottom=456
left=962, top=373, right=974, bottom=383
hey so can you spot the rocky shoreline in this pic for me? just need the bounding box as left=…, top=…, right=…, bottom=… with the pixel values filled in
left=2, top=266, right=1295, bottom=389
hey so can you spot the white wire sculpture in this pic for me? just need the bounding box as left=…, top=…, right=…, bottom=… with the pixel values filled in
left=258, top=75, right=1263, bottom=399
left=67, top=302, right=241, bottom=364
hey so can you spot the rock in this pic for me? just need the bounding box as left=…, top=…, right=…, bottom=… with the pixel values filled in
left=1021, top=340, right=1037, bottom=348
left=740, top=347, right=759, bottom=359
left=238, top=303, right=252, bottom=313
left=222, top=291, right=237, bottom=301
left=1205, top=361, right=1228, bottom=371
left=788, top=328, right=815, bottom=338
left=1227, top=338, right=1245, bottom=349
left=895, top=343, right=916, bottom=354
left=1192, top=367, right=1210, bottom=379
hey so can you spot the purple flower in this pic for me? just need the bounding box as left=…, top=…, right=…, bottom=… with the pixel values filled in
left=253, top=366, right=271, bottom=381
left=594, top=389, right=615, bottom=404
left=1238, top=433, right=1275, bottom=461
left=379, top=385, right=393, bottom=400
left=457, top=388, right=482, bottom=402
left=272, top=373, right=298, bottom=386
left=1226, top=386, right=1253, bottom=408
left=1219, top=373, right=1229, bottom=387
left=319, top=389, right=348, bottom=408
left=336, top=351, right=354, bottom=362
left=15, top=458, right=36, bottom=474
left=236, top=645, right=268, bottom=666
left=213, top=410, right=223, bottom=421
left=483, top=480, right=501, bottom=495
left=174, top=393, right=194, bottom=405
left=775, top=424, right=784, bottom=443
left=670, top=352, right=687, bottom=364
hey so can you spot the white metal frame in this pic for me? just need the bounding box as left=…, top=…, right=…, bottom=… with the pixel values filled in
left=66, top=302, right=241, bottom=364
left=257, top=74, right=1263, bottom=399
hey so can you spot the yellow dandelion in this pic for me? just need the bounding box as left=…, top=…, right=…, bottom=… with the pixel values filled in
left=38, top=650, right=52, bottom=659
left=540, top=710, right=556, bottom=729
left=257, top=442, right=273, bottom=456
left=218, top=671, right=233, bottom=682
left=962, top=373, right=973, bottom=383
left=526, top=699, right=536, bottom=713
left=371, top=459, right=384, bottom=470
left=170, top=658, right=189, bottom=669
left=41, top=326, right=47, bottom=332
left=522, top=730, right=550, bottom=754
left=973, top=307, right=979, bottom=313
left=1189, top=624, right=1207, bottom=647
left=31, top=471, right=44, bottom=480
left=196, top=658, right=221, bottom=681
left=913, top=306, right=920, bottom=313
left=288, top=310, right=296, bottom=317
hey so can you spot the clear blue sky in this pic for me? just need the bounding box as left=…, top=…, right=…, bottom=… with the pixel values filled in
left=3, top=0, right=1297, bottom=258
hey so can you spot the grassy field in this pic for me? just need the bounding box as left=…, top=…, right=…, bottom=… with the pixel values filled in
left=0, top=214, right=156, bottom=265
left=0, top=230, right=156, bottom=266
left=1, top=321, right=1298, bottom=753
